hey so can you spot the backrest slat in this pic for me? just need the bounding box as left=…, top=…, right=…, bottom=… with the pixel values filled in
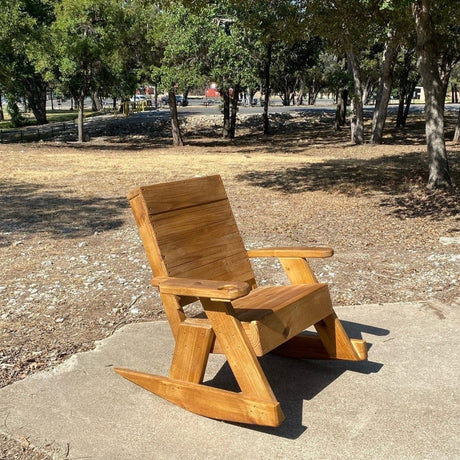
left=130, top=175, right=228, bottom=214
left=128, top=175, right=256, bottom=285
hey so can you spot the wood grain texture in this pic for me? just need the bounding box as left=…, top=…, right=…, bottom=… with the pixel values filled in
left=279, top=258, right=319, bottom=284
left=132, top=175, right=227, bottom=214
left=170, top=322, right=214, bottom=383
left=234, top=284, right=334, bottom=355
left=201, top=298, right=278, bottom=401
left=314, top=312, right=367, bottom=360
left=248, top=247, right=334, bottom=258
left=114, top=368, right=284, bottom=426
left=129, top=176, right=255, bottom=285
left=153, top=276, right=250, bottom=301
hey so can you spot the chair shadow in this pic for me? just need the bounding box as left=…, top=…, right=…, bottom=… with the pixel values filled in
left=204, top=320, right=388, bottom=439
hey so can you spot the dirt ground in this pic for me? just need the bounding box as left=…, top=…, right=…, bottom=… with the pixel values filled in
left=0, top=110, right=458, bottom=458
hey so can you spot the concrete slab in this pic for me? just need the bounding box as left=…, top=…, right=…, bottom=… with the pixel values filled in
left=0, top=301, right=458, bottom=459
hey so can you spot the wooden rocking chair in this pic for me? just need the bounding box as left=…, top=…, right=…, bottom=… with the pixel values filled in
left=115, top=175, right=367, bottom=427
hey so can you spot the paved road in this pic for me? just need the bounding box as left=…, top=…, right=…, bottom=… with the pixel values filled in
left=156, top=99, right=460, bottom=119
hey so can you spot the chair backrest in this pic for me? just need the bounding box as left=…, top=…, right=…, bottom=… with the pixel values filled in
left=127, top=175, right=256, bottom=286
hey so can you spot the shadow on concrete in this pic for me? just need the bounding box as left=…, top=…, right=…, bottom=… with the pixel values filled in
left=0, top=181, right=126, bottom=240
left=205, top=320, right=388, bottom=439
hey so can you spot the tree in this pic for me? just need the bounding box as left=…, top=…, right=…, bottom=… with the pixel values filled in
left=394, top=46, right=419, bottom=128
left=0, top=0, right=54, bottom=125
left=229, top=0, right=305, bottom=135
left=367, top=2, right=418, bottom=143
left=51, top=0, right=128, bottom=142
left=207, top=12, right=258, bottom=138
left=310, top=0, right=379, bottom=144
left=147, top=3, right=214, bottom=145
left=270, top=37, right=323, bottom=106
left=370, top=28, right=400, bottom=143
left=412, top=0, right=455, bottom=188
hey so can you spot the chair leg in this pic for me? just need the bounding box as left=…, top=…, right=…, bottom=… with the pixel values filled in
left=115, top=303, right=285, bottom=427
left=169, top=321, right=214, bottom=383
left=314, top=312, right=367, bottom=360
left=276, top=259, right=367, bottom=361
left=201, top=299, right=281, bottom=401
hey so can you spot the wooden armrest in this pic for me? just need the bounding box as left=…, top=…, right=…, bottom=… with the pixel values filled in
left=151, top=277, right=250, bottom=300
left=247, top=247, right=333, bottom=259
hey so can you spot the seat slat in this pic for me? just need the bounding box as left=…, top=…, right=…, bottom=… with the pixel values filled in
left=235, top=284, right=334, bottom=355
left=234, top=284, right=324, bottom=321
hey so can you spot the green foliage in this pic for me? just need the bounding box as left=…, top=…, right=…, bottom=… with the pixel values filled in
left=146, top=3, right=214, bottom=93
left=51, top=0, right=124, bottom=98
left=6, top=100, right=25, bottom=127
left=271, top=37, right=324, bottom=103
left=207, top=13, right=259, bottom=93
left=0, top=0, right=54, bottom=124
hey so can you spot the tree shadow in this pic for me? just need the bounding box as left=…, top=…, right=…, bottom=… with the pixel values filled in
left=236, top=150, right=459, bottom=220
left=0, top=181, right=126, bottom=241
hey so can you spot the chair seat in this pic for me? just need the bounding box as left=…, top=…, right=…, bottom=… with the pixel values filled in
left=233, top=284, right=334, bottom=356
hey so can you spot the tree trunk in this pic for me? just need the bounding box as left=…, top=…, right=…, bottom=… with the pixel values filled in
left=296, top=78, right=305, bottom=106
left=248, top=87, right=256, bottom=106
left=263, top=42, right=272, bottom=135
left=362, top=77, right=374, bottom=106
left=412, top=0, right=452, bottom=188
left=396, top=87, right=406, bottom=128
left=452, top=84, right=458, bottom=104
left=91, top=91, right=103, bottom=111
left=281, top=76, right=289, bottom=106
left=396, top=49, right=418, bottom=128
left=348, top=50, right=364, bottom=144
left=168, top=88, right=184, bottom=146
left=7, top=99, right=24, bottom=127
left=453, top=108, right=460, bottom=143
left=335, top=88, right=348, bottom=130
left=229, top=86, right=239, bottom=139
left=371, top=32, right=399, bottom=143
left=402, top=80, right=417, bottom=126
left=0, top=90, right=4, bottom=121
left=308, top=79, right=321, bottom=105
left=24, top=75, right=48, bottom=125
left=222, top=89, right=231, bottom=139
left=183, top=88, right=190, bottom=107
left=77, top=94, right=85, bottom=143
